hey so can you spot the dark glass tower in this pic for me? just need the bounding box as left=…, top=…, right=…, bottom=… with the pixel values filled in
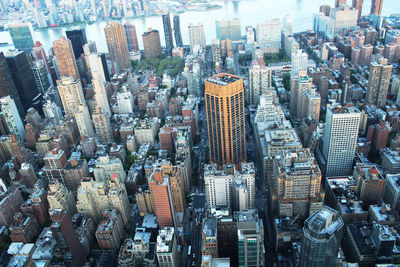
left=99, top=53, right=110, bottom=82
left=162, top=13, right=174, bottom=57
left=0, top=52, right=25, bottom=118
left=8, top=23, right=34, bottom=54
left=66, top=28, right=88, bottom=59
left=5, top=50, right=42, bottom=114
left=173, top=15, right=183, bottom=47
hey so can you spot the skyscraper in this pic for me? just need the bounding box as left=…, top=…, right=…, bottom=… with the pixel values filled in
left=300, top=206, right=344, bottom=267
left=257, top=19, right=282, bottom=52
left=53, top=36, right=80, bottom=80
left=66, top=28, right=88, bottom=59
left=104, top=21, right=131, bottom=69
left=273, top=149, right=324, bottom=219
left=188, top=23, right=206, bottom=53
left=74, top=105, right=95, bottom=138
left=290, top=70, right=313, bottom=120
left=32, top=41, right=51, bottom=75
left=335, top=0, right=347, bottom=7
left=142, top=28, right=162, bottom=59
left=162, top=13, right=174, bottom=57
left=291, top=49, right=308, bottom=77
left=92, top=107, right=113, bottom=143
left=371, top=0, right=384, bottom=15
left=173, top=15, right=183, bottom=47
left=352, top=0, right=363, bottom=20
left=57, top=77, right=86, bottom=116
left=31, top=60, right=51, bottom=93
left=50, top=209, right=85, bottom=267
left=248, top=60, right=272, bottom=105
left=205, top=73, right=246, bottom=166
left=216, top=18, right=241, bottom=41
left=366, top=57, right=392, bottom=108
left=124, top=23, right=139, bottom=52
left=0, top=96, right=25, bottom=141
left=92, top=71, right=110, bottom=117
left=88, top=53, right=110, bottom=82
left=7, top=22, right=34, bottom=54
left=5, top=50, right=42, bottom=113
left=323, top=104, right=361, bottom=177
left=0, top=52, right=25, bottom=118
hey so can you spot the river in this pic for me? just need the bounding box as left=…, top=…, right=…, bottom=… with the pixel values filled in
left=0, top=0, right=399, bottom=53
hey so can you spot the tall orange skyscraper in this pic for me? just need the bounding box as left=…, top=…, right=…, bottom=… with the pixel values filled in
left=104, top=21, right=131, bottom=70
left=53, top=36, right=80, bottom=80
left=205, top=73, right=246, bottom=166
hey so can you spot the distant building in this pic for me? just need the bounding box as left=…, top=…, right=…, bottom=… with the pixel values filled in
left=162, top=13, right=174, bottom=57
left=257, top=19, right=282, bottom=52
left=216, top=18, right=241, bottom=41
left=104, top=21, right=131, bottom=69
left=366, top=58, right=392, bottom=108
left=66, top=29, right=87, bottom=59
left=142, top=28, right=162, bottom=59
left=124, top=23, right=139, bottom=52
left=188, top=23, right=206, bottom=53
left=7, top=22, right=34, bottom=54
left=248, top=60, right=272, bottom=105
left=57, top=77, right=86, bottom=116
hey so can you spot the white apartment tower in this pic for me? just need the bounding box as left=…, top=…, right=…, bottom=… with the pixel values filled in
left=323, top=104, right=361, bottom=177
left=74, top=105, right=95, bottom=138
left=0, top=96, right=25, bottom=141
left=57, top=77, right=86, bottom=116
left=248, top=60, right=272, bottom=105
left=188, top=23, right=206, bottom=53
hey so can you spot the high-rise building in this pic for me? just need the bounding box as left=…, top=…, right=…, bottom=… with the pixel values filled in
left=95, top=209, right=124, bottom=251
left=50, top=209, right=85, bottom=267
left=371, top=0, right=384, bottom=15
left=92, top=71, right=111, bottom=117
left=92, top=107, right=113, bottom=144
left=216, top=18, right=241, bottom=41
left=303, top=88, right=321, bottom=122
left=74, top=105, right=95, bottom=138
left=0, top=96, right=25, bottom=141
left=162, top=13, right=174, bottom=57
left=88, top=53, right=110, bottom=82
left=93, top=154, right=126, bottom=184
left=236, top=210, right=265, bottom=267
left=47, top=179, right=77, bottom=216
left=32, top=60, right=51, bottom=93
left=66, top=28, right=87, bottom=59
left=330, top=5, right=358, bottom=34
left=149, top=169, right=174, bottom=227
left=366, top=57, right=392, bottom=108
left=335, top=0, right=347, bottom=7
left=7, top=22, right=34, bottom=54
left=5, top=50, right=42, bottom=113
left=142, top=28, right=162, bottom=59
left=173, top=15, right=183, bottom=47
left=57, top=77, right=86, bottom=116
left=323, top=104, right=361, bottom=177
left=0, top=52, right=24, bottom=118
left=32, top=41, right=51, bottom=75
left=76, top=175, right=131, bottom=226
left=204, top=163, right=255, bottom=211
left=104, top=21, right=131, bottom=69
left=43, top=99, right=62, bottom=125
left=300, top=206, right=344, bottom=267
left=156, top=227, right=179, bottom=267
left=246, top=26, right=255, bottom=44
left=257, top=19, right=282, bottom=52
left=352, top=0, right=363, bottom=20
left=273, top=149, right=324, bottom=219
left=124, top=23, right=139, bottom=52
left=188, top=23, right=206, bottom=53
left=290, top=70, right=313, bottom=120
left=248, top=60, right=272, bottom=105
left=205, top=73, right=246, bottom=166
left=53, top=36, right=80, bottom=80
left=291, top=49, right=308, bottom=77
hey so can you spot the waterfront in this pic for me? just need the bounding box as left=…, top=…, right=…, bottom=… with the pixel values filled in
left=0, top=0, right=399, bottom=53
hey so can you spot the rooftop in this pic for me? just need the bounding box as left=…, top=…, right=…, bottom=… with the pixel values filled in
left=156, top=227, right=174, bottom=253
left=203, top=218, right=217, bottom=237
left=305, top=206, right=343, bottom=237
left=206, top=73, right=241, bottom=86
